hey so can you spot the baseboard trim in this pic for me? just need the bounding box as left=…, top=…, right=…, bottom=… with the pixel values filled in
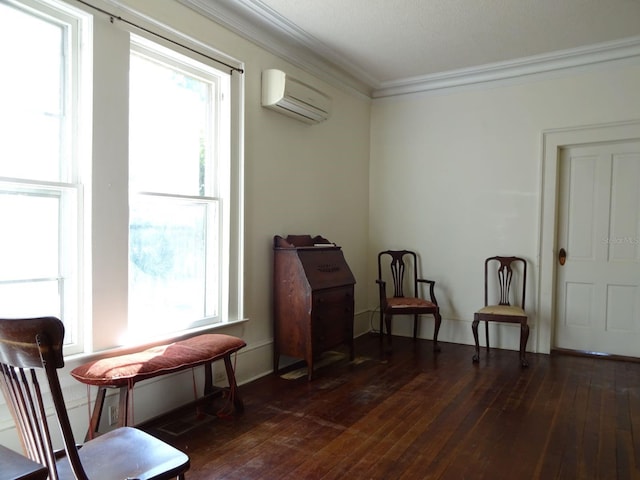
left=551, top=347, right=640, bottom=363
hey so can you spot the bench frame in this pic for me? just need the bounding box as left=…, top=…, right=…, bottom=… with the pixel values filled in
left=86, top=354, right=242, bottom=440
left=74, top=336, right=245, bottom=440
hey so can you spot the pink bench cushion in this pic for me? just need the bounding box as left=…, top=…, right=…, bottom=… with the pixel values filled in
left=71, top=334, right=246, bottom=387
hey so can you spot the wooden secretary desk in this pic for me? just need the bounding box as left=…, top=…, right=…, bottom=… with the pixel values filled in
left=273, top=235, right=356, bottom=380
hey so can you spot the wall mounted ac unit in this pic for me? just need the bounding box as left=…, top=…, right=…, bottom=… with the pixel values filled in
left=261, top=69, right=332, bottom=124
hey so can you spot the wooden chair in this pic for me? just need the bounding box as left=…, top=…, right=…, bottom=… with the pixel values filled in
left=0, top=316, right=190, bottom=480
left=472, top=256, right=529, bottom=367
left=376, top=250, right=442, bottom=351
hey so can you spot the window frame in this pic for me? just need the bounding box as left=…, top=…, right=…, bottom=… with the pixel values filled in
left=93, top=10, right=245, bottom=351
left=0, top=0, right=90, bottom=355
left=127, top=36, right=230, bottom=337
left=3, top=0, right=245, bottom=356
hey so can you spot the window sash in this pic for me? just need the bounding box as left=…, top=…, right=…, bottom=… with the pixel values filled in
left=0, top=0, right=85, bottom=354
left=0, top=182, right=82, bottom=346
left=128, top=193, right=222, bottom=337
left=127, top=37, right=230, bottom=341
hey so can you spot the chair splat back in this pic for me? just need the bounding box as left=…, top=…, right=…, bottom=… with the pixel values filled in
left=484, top=256, right=527, bottom=309
left=390, top=254, right=407, bottom=298
left=496, top=259, right=514, bottom=306
left=379, top=250, right=416, bottom=298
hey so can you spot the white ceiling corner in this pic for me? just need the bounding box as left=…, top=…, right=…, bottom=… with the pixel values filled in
left=179, top=0, right=640, bottom=98
left=177, top=0, right=373, bottom=96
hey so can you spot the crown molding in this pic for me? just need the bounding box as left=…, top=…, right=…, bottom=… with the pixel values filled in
left=373, top=35, right=640, bottom=98
left=176, top=0, right=373, bottom=98
left=178, top=0, right=640, bottom=99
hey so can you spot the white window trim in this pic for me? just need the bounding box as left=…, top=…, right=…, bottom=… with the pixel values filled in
left=7, top=0, right=245, bottom=355
left=87, top=3, right=245, bottom=352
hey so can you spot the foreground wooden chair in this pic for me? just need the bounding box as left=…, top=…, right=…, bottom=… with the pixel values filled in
left=376, top=250, right=442, bottom=351
left=472, top=256, right=529, bottom=367
left=0, top=316, right=190, bottom=480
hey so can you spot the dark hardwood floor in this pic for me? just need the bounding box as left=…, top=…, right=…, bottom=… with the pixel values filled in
left=143, top=333, right=640, bottom=479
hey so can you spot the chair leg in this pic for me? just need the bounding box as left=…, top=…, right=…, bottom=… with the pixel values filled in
left=273, top=349, right=280, bottom=376
left=379, top=309, right=385, bottom=341
left=433, top=312, right=442, bottom=352
left=385, top=314, right=393, bottom=347
left=412, top=315, right=418, bottom=340
left=485, top=319, right=490, bottom=352
left=520, top=322, right=530, bottom=368
left=472, top=315, right=480, bottom=363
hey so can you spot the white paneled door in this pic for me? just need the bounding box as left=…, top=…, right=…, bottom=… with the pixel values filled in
left=555, top=141, right=640, bottom=357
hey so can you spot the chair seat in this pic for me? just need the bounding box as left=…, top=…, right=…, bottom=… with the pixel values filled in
left=387, top=297, right=436, bottom=309
left=55, top=427, right=189, bottom=480
left=476, top=305, right=526, bottom=317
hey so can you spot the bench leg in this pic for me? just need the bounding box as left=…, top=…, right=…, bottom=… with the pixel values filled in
left=203, top=357, right=243, bottom=413
left=224, top=354, right=244, bottom=413
left=204, top=361, right=214, bottom=396
left=119, top=386, right=133, bottom=427
left=84, top=385, right=130, bottom=439
left=85, top=386, right=107, bottom=441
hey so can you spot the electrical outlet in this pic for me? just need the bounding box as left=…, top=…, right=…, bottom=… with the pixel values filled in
left=108, top=405, right=119, bottom=426
left=214, top=369, right=226, bottom=385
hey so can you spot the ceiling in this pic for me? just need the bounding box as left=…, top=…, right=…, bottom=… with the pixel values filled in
left=181, top=0, right=640, bottom=97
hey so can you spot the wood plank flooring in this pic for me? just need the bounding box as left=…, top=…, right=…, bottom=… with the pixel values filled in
left=143, top=334, right=640, bottom=479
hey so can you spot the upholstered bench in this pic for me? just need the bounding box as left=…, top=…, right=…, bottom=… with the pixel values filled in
left=71, top=333, right=246, bottom=440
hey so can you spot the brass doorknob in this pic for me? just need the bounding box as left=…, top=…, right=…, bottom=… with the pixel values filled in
left=559, top=248, right=567, bottom=265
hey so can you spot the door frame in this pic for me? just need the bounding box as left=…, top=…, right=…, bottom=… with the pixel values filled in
left=538, top=119, right=640, bottom=354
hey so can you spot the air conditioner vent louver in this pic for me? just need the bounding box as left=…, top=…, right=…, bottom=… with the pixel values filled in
left=261, top=69, right=331, bottom=124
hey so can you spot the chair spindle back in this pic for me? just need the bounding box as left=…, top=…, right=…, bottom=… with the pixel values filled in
left=0, top=317, right=89, bottom=480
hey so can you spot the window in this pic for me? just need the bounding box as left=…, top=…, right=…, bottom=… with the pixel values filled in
left=0, top=0, right=86, bottom=353
left=128, top=37, right=231, bottom=338
left=1, top=0, right=243, bottom=353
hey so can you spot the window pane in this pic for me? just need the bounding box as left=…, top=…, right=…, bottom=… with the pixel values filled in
left=0, top=191, right=60, bottom=281
left=129, top=52, right=211, bottom=196
left=0, top=281, right=61, bottom=319
left=129, top=197, right=219, bottom=336
left=0, top=2, right=65, bottom=181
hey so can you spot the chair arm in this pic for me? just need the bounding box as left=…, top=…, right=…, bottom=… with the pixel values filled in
left=375, top=279, right=388, bottom=309
left=417, top=278, right=438, bottom=306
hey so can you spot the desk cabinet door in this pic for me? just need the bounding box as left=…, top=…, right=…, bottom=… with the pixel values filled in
left=313, top=287, right=353, bottom=350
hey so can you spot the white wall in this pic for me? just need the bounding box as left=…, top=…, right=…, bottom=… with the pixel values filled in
left=370, top=60, right=640, bottom=353
left=0, top=0, right=371, bottom=451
